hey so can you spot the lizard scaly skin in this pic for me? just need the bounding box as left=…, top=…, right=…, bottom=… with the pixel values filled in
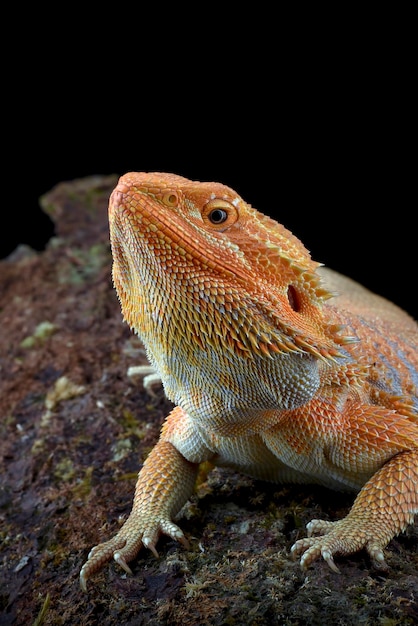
left=80, top=172, right=418, bottom=591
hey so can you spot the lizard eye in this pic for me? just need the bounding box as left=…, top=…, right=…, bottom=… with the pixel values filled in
left=208, top=208, right=228, bottom=224
left=202, top=199, right=238, bottom=231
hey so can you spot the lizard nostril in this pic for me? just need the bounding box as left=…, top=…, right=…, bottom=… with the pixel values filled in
left=287, top=285, right=301, bottom=312
left=163, top=193, right=178, bottom=207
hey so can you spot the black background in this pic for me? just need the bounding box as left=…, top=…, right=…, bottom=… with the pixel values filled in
left=2, top=19, right=415, bottom=320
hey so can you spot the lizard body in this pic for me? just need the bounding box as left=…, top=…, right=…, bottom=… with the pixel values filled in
left=80, top=172, right=418, bottom=590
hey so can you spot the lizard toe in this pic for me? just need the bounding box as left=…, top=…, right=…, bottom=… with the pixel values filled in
left=111, top=533, right=145, bottom=571
left=80, top=536, right=132, bottom=592
left=141, top=519, right=190, bottom=557
left=291, top=515, right=392, bottom=574
left=291, top=536, right=341, bottom=572
left=366, top=543, right=389, bottom=570
left=291, top=536, right=318, bottom=561
left=320, top=548, right=341, bottom=574
left=113, top=551, right=134, bottom=574
left=306, top=519, right=336, bottom=537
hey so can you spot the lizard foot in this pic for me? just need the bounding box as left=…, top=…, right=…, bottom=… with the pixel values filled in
left=290, top=518, right=388, bottom=573
left=127, top=365, right=162, bottom=396
left=79, top=517, right=189, bottom=592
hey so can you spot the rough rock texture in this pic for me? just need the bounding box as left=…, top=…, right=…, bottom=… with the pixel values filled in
left=0, top=176, right=417, bottom=625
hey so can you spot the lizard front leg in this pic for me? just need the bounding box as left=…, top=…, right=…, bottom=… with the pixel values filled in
left=291, top=447, right=418, bottom=572
left=79, top=439, right=198, bottom=591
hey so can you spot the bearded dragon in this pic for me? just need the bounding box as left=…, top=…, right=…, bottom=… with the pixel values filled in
left=79, top=172, right=418, bottom=591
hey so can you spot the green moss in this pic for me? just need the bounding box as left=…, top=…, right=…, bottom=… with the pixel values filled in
left=53, top=458, right=75, bottom=482
left=20, top=321, right=57, bottom=348
left=111, top=437, right=132, bottom=462
left=72, top=466, right=93, bottom=499
left=57, top=243, right=110, bottom=285
left=116, top=472, right=138, bottom=482
left=260, top=505, right=282, bottom=530
left=32, top=592, right=50, bottom=626
left=120, top=409, right=138, bottom=429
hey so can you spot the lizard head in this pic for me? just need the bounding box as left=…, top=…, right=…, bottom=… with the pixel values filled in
left=109, top=172, right=353, bottom=367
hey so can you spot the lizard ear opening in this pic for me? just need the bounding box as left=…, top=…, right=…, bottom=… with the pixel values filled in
left=287, top=285, right=301, bottom=312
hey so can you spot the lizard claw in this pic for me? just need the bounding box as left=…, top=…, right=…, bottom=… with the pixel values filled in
left=142, top=529, right=189, bottom=557
left=113, top=552, right=134, bottom=575
left=290, top=516, right=390, bottom=573
left=142, top=537, right=160, bottom=559
left=291, top=535, right=340, bottom=573
left=79, top=516, right=190, bottom=591
left=79, top=533, right=142, bottom=592
left=290, top=517, right=341, bottom=572
left=321, top=549, right=341, bottom=574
